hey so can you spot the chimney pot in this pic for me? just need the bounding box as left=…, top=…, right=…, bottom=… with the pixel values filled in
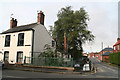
left=10, top=18, right=17, bottom=29
left=37, top=11, right=45, bottom=25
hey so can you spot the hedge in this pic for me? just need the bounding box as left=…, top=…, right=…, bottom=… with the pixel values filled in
left=109, top=52, right=120, bottom=65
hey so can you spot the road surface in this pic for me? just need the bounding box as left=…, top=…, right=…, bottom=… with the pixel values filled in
left=89, top=58, right=118, bottom=78
left=1, top=58, right=119, bottom=79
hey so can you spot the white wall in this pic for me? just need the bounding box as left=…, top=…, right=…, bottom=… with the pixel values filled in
left=0, top=30, right=33, bottom=64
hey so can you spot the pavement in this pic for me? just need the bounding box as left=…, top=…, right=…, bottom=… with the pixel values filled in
left=3, top=64, right=94, bottom=74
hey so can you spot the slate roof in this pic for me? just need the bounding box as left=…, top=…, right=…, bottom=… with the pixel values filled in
left=1, top=23, right=38, bottom=34
left=102, top=52, right=111, bottom=56
left=102, top=47, right=113, bottom=51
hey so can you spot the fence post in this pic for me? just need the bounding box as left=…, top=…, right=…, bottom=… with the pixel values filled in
left=24, top=56, right=26, bottom=64
left=71, top=58, right=74, bottom=67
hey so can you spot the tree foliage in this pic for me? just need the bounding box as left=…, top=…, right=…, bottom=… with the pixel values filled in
left=53, top=6, right=94, bottom=60
left=40, top=44, right=55, bottom=57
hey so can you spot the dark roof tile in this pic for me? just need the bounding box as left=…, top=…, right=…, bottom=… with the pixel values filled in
left=102, top=52, right=111, bottom=56
left=1, top=23, right=38, bottom=34
left=102, top=47, right=113, bottom=51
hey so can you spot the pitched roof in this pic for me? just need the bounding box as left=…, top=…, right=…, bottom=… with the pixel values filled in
left=102, top=52, right=111, bottom=56
left=1, top=23, right=38, bottom=34
left=102, top=47, right=113, bottom=51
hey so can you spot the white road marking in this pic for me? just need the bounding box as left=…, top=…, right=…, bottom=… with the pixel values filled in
left=96, top=63, right=117, bottom=73
left=96, top=75, right=118, bottom=78
left=97, top=67, right=105, bottom=72
left=3, top=75, right=25, bottom=78
left=81, top=75, right=87, bottom=76
left=96, top=59, right=101, bottom=62
left=101, top=65, right=117, bottom=72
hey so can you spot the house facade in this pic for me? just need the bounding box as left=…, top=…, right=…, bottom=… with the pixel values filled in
left=98, top=47, right=113, bottom=61
left=88, top=52, right=99, bottom=58
left=102, top=52, right=111, bottom=62
left=0, top=11, right=53, bottom=64
left=113, top=38, right=120, bottom=52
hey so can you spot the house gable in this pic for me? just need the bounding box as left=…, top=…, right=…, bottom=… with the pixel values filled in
left=32, top=24, right=53, bottom=57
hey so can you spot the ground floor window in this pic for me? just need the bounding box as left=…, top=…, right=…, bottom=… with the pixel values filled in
left=4, top=51, right=9, bottom=61
left=16, top=51, right=23, bottom=63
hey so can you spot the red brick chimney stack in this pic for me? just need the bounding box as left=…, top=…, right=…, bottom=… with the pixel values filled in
left=10, top=18, right=17, bottom=29
left=37, top=11, right=45, bottom=25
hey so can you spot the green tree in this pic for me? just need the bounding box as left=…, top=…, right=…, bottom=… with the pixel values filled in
left=53, top=6, right=94, bottom=60
left=40, top=44, right=55, bottom=57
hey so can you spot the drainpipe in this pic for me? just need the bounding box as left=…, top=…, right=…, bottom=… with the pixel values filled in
left=31, top=29, right=35, bottom=64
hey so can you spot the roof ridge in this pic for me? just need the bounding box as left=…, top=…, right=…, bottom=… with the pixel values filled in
left=1, top=22, right=38, bottom=34
left=102, top=51, right=111, bottom=56
left=17, top=22, right=37, bottom=27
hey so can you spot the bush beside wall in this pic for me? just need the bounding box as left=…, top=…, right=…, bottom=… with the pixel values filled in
left=109, top=52, right=120, bottom=65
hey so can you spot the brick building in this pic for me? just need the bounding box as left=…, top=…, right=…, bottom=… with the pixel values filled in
left=113, top=38, right=120, bottom=52
left=88, top=52, right=99, bottom=58
left=0, top=11, right=54, bottom=64
left=99, top=47, right=113, bottom=61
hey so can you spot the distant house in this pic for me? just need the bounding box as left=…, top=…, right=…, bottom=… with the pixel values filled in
left=98, top=47, right=113, bottom=61
left=113, top=38, right=120, bottom=52
left=102, top=52, right=111, bottom=62
left=82, top=53, right=88, bottom=57
left=0, top=11, right=54, bottom=64
left=88, top=52, right=99, bottom=58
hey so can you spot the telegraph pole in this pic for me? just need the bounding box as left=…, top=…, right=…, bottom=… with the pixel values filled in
left=101, top=42, right=103, bottom=61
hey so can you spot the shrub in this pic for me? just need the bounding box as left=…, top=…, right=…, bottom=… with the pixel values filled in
left=109, top=52, right=120, bottom=65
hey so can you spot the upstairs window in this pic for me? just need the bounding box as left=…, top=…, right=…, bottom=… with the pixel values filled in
left=5, top=35, right=11, bottom=47
left=17, top=33, right=24, bottom=46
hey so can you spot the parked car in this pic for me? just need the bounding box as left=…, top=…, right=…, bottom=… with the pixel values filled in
left=74, top=58, right=85, bottom=71
left=74, top=56, right=91, bottom=71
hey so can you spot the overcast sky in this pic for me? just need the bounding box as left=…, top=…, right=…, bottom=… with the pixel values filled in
left=0, top=0, right=119, bottom=53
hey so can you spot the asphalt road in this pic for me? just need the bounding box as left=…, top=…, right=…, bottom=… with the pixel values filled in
left=89, top=58, right=119, bottom=78
left=1, top=58, right=119, bottom=79
left=2, top=69, right=92, bottom=78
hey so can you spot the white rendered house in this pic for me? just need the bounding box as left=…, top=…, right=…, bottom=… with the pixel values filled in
left=0, top=11, right=54, bottom=64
